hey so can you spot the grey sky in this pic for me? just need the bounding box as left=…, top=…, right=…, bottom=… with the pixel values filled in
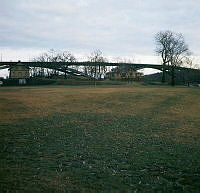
left=0, top=0, right=200, bottom=61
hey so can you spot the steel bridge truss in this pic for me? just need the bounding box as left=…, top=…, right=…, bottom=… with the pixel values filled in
left=0, top=61, right=199, bottom=78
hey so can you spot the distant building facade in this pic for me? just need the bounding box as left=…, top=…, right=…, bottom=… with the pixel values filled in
left=9, top=62, right=30, bottom=79
left=105, top=66, right=143, bottom=80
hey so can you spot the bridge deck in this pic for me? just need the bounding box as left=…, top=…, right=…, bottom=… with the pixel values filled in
left=0, top=61, right=199, bottom=72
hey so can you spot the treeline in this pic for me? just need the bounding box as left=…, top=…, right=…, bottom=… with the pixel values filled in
left=30, top=49, right=139, bottom=81
left=30, top=49, right=110, bottom=80
left=30, top=46, right=200, bottom=85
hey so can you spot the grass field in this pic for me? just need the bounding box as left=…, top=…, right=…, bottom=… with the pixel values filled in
left=0, top=84, right=200, bottom=192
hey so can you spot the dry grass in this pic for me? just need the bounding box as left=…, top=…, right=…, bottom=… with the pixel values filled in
left=0, top=85, right=200, bottom=192
left=0, top=86, right=183, bottom=119
left=1, top=85, right=199, bottom=139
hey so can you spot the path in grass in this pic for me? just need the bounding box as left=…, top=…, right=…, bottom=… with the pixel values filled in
left=0, top=85, right=200, bottom=192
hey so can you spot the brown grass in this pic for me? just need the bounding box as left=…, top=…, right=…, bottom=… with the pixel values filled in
left=0, top=85, right=200, bottom=143
left=0, top=86, right=199, bottom=119
left=1, top=85, right=200, bottom=192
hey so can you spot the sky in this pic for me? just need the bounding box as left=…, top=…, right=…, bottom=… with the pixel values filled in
left=0, top=0, right=200, bottom=76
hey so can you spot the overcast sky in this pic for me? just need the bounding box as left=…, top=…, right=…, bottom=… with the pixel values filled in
left=0, top=0, right=200, bottom=65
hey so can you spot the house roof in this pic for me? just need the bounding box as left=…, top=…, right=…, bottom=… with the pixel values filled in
left=9, top=63, right=30, bottom=70
left=106, top=65, right=137, bottom=74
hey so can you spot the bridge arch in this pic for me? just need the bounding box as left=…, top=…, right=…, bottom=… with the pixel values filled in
left=0, top=61, right=199, bottom=80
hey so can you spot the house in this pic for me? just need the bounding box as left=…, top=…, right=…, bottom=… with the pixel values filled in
left=9, top=62, right=30, bottom=79
left=105, top=65, right=143, bottom=80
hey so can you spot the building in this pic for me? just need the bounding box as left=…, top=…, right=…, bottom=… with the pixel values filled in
left=9, top=62, right=30, bottom=79
left=105, top=66, right=143, bottom=80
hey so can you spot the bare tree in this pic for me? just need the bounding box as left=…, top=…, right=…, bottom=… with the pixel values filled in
left=33, top=49, right=76, bottom=78
left=57, top=51, right=76, bottom=78
left=155, top=30, right=191, bottom=85
left=84, top=50, right=107, bottom=85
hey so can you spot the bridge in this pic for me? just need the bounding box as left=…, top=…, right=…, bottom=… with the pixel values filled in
left=0, top=61, right=199, bottom=78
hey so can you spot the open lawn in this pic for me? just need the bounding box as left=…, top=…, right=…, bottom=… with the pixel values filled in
left=0, top=84, right=200, bottom=192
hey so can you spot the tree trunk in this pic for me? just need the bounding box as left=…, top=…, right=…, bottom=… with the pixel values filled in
left=162, top=64, right=166, bottom=83
left=94, top=64, right=97, bottom=86
left=64, top=69, right=67, bottom=79
left=162, top=70, right=166, bottom=83
left=63, top=66, right=68, bottom=79
left=171, top=66, right=175, bottom=86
